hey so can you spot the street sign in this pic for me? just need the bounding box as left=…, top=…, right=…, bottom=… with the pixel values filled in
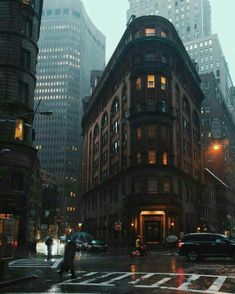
left=55, top=216, right=64, bottom=224
left=114, top=221, right=122, bottom=231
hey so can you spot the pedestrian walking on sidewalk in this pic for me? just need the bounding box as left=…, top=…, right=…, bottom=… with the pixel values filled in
left=58, top=239, right=77, bottom=280
left=45, top=236, right=53, bottom=261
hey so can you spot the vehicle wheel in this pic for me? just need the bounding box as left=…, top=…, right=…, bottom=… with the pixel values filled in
left=187, top=250, right=199, bottom=262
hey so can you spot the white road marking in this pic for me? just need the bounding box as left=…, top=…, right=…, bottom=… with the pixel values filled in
left=129, top=273, right=155, bottom=284
left=177, top=274, right=200, bottom=290
left=84, top=272, right=98, bottom=276
left=99, top=273, right=132, bottom=286
left=206, top=276, right=227, bottom=292
left=61, top=271, right=235, bottom=294
left=51, top=258, right=63, bottom=269
left=135, top=277, right=172, bottom=288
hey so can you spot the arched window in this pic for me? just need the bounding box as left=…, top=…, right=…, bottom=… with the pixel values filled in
left=193, top=111, right=200, bottom=131
left=122, top=85, right=127, bottom=101
left=101, top=112, right=108, bottom=128
left=93, top=124, right=99, bottom=140
left=163, top=176, right=171, bottom=192
left=174, top=84, right=180, bottom=106
left=182, top=96, right=191, bottom=114
left=111, top=97, right=119, bottom=117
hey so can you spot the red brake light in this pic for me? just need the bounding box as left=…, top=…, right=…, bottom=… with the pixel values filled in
left=178, top=242, right=184, bottom=248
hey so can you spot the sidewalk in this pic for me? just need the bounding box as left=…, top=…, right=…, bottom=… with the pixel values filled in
left=0, top=255, right=62, bottom=288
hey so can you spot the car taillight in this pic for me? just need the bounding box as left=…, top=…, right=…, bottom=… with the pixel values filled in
left=178, top=242, right=184, bottom=248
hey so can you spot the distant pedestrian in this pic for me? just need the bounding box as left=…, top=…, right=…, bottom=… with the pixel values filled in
left=45, top=236, right=53, bottom=261
left=58, top=240, right=77, bottom=280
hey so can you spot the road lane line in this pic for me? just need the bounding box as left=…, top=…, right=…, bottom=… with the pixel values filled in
left=135, top=277, right=172, bottom=288
left=129, top=273, right=155, bottom=284
left=98, top=273, right=132, bottom=285
left=60, top=270, right=235, bottom=293
left=84, top=272, right=98, bottom=276
left=177, top=274, right=200, bottom=290
left=51, top=258, right=63, bottom=269
left=160, top=286, right=233, bottom=294
left=206, top=276, right=227, bottom=292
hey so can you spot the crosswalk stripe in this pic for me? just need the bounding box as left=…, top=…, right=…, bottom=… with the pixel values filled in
left=51, top=258, right=63, bottom=269
left=177, top=274, right=200, bottom=290
left=129, top=273, right=155, bottom=285
left=206, top=276, right=227, bottom=292
left=60, top=270, right=235, bottom=293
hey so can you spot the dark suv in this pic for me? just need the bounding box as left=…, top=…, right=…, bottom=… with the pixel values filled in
left=178, top=233, right=235, bottom=262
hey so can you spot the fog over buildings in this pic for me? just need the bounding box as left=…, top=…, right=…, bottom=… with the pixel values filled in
left=34, top=0, right=105, bottom=223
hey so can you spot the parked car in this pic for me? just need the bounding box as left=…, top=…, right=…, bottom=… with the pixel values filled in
left=86, top=239, right=108, bottom=252
left=178, top=233, right=235, bottom=262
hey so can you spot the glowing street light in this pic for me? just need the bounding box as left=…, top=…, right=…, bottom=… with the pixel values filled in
left=212, top=144, right=221, bottom=151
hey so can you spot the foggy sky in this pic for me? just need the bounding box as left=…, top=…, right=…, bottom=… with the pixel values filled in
left=84, top=0, right=235, bottom=84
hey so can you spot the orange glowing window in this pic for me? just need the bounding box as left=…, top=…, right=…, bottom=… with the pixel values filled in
left=163, top=151, right=168, bottom=165
left=137, top=151, right=142, bottom=163
left=148, top=150, right=156, bottom=164
left=15, top=119, right=24, bottom=141
left=145, top=28, right=156, bottom=36
left=147, top=75, right=155, bottom=88
left=136, top=77, right=141, bottom=90
left=161, top=76, right=167, bottom=90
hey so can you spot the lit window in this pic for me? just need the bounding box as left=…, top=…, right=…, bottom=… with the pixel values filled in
left=147, top=75, right=155, bottom=88
left=22, top=0, right=31, bottom=5
left=137, top=151, right=142, bottom=163
left=15, top=119, right=24, bottom=141
left=161, top=30, right=168, bottom=38
left=148, top=150, right=156, bottom=164
left=136, top=127, right=142, bottom=140
left=163, top=151, right=168, bottom=165
left=161, top=76, right=167, bottom=90
left=145, top=28, right=156, bottom=36
left=136, top=77, right=141, bottom=90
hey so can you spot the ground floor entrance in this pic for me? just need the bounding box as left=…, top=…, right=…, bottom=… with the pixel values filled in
left=144, top=220, right=161, bottom=244
left=140, top=211, right=166, bottom=245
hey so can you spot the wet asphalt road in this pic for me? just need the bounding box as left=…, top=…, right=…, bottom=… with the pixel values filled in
left=2, top=250, right=235, bottom=294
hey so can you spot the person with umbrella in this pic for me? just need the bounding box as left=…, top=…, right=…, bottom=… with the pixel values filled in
left=166, top=235, right=178, bottom=253
left=58, top=238, right=77, bottom=280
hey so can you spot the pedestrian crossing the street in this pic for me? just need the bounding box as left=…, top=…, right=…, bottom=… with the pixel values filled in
left=9, top=257, right=63, bottom=269
left=58, top=270, right=235, bottom=293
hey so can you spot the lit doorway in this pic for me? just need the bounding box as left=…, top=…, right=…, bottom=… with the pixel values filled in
left=144, top=220, right=161, bottom=243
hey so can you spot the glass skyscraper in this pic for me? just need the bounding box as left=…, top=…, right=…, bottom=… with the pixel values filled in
left=34, top=0, right=105, bottom=224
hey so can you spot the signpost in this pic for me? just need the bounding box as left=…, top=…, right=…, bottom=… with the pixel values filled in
left=114, top=221, right=122, bottom=231
left=55, top=216, right=64, bottom=225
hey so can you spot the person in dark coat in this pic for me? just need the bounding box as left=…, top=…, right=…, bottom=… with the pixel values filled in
left=59, top=240, right=77, bottom=280
left=45, top=236, right=53, bottom=261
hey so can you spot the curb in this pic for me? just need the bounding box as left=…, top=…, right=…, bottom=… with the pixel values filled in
left=0, top=274, right=39, bottom=288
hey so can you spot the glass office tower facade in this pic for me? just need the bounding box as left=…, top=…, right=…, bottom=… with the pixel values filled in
left=127, top=0, right=211, bottom=42
left=34, top=0, right=105, bottom=224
